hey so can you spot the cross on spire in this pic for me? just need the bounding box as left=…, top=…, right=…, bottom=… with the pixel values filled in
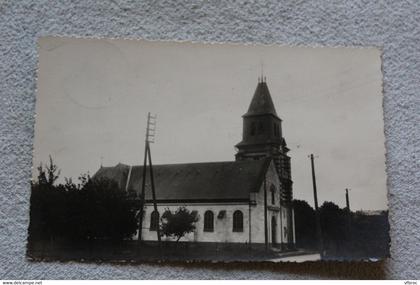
left=258, top=61, right=267, bottom=83
left=261, top=61, right=264, bottom=82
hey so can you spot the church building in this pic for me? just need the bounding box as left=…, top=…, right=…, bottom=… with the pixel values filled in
left=94, top=78, right=295, bottom=249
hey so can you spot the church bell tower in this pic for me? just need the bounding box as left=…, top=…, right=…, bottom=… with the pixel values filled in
left=235, top=77, right=293, bottom=204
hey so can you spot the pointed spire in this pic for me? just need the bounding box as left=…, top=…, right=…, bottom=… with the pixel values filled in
left=243, top=77, right=278, bottom=117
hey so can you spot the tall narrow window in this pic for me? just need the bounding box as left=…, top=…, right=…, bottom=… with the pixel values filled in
left=233, top=210, right=244, bottom=232
left=258, top=122, right=264, bottom=134
left=149, top=210, right=159, bottom=231
left=203, top=210, right=214, bottom=232
left=250, top=122, right=256, bottom=136
left=271, top=185, right=276, bottom=205
left=273, top=123, right=280, bottom=136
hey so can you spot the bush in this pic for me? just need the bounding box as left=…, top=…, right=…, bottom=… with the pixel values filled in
left=28, top=157, right=139, bottom=242
left=160, top=207, right=198, bottom=242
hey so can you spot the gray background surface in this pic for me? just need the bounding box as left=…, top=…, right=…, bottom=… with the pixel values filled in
left=0, top=0, right=418, bottom=280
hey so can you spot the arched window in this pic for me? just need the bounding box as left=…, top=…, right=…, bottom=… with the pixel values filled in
left=258, top=122, right=264, bottom=134
left=149, top=210, right=159, bottom=231
left=203, top=210, right=214, bottom=232
left=233, top=210, right=244, bottom=232
left=270, top=185, right=276, bottom=205
left=250, top=122, right=256, bottom=136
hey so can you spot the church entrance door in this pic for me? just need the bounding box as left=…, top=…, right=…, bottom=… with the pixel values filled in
left=271, top=216, right=277, bottom=246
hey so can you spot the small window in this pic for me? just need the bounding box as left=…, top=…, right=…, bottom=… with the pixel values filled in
left=258, top=122, right=264, bottom=134
left=273, top=123, right=280, bottom=137
left=271, top=185, right=276, bottom=205
left=250, top=122, right=256, bottom=136
left=204, top=210, right=214, bottom=232
left=149, top=210, right=159, bottom=231
left=233, top=210, right=244, bottom=232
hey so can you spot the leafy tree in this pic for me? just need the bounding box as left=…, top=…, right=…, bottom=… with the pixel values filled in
left=319, top=201, right=346, bottom=240
left=37, top=155, right=60, bottom=187
left=292, top=199, right=389, bottom=259
left=29, top=156, right=63, bottom=241
left=28, top=157, right=139, bottom=243
left=79, top=177, right=139, bottom=241
left=292, top=200, right=316, bottom=248
left=350, top=210, right=390, bottom=258
left=319, top=201, right=347, bottom=254
left=160, top=207, right=198, bottom=242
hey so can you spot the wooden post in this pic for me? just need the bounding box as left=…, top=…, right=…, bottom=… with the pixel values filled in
left=138, top=112, right=159, bottom=251
left=345, top=188, right=351, bottom=212
left=147, top=143, right=161, bottom=244
left=345, top=188, right=352, bottom=241
left=310, top=154, right=324, bottom=259
left=137, top=140, right=148, bottom=245
left=264, top=176, right=268, bottom=250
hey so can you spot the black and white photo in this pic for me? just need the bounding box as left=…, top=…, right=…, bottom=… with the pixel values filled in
left=28, top=37, right=389, bottom=263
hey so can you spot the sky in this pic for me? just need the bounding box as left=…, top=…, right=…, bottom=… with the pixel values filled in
left=33, top=37, right=388, bottom=211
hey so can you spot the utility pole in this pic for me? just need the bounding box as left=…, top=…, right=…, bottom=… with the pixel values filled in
left=345, top=188, right=350, bottom=212
left=309, top=154, right=324, bottom=259
left=138, top=113, right=161, bottom=248
left=345, top=188, right=352, bottom=241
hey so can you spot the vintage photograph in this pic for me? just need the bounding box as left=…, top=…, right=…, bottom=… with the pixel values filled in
left=28, top=37, right=389, bottom=263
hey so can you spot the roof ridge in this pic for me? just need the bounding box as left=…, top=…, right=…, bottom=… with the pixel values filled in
left=93, top=158, right=272, bottom=201
left=121, top=159, right=266, bottom=168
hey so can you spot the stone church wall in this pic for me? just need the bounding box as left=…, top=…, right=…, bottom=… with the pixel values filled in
left=249, top=161, right=291, bottom=245
left=140, top=203, right=251, bottom=243
left=139, top=161, right=294, bottom=245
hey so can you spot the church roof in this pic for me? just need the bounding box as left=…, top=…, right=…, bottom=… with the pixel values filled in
left=244, top=81, right=278, bottom=118
left=92, top=158, right=272, bottom=203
